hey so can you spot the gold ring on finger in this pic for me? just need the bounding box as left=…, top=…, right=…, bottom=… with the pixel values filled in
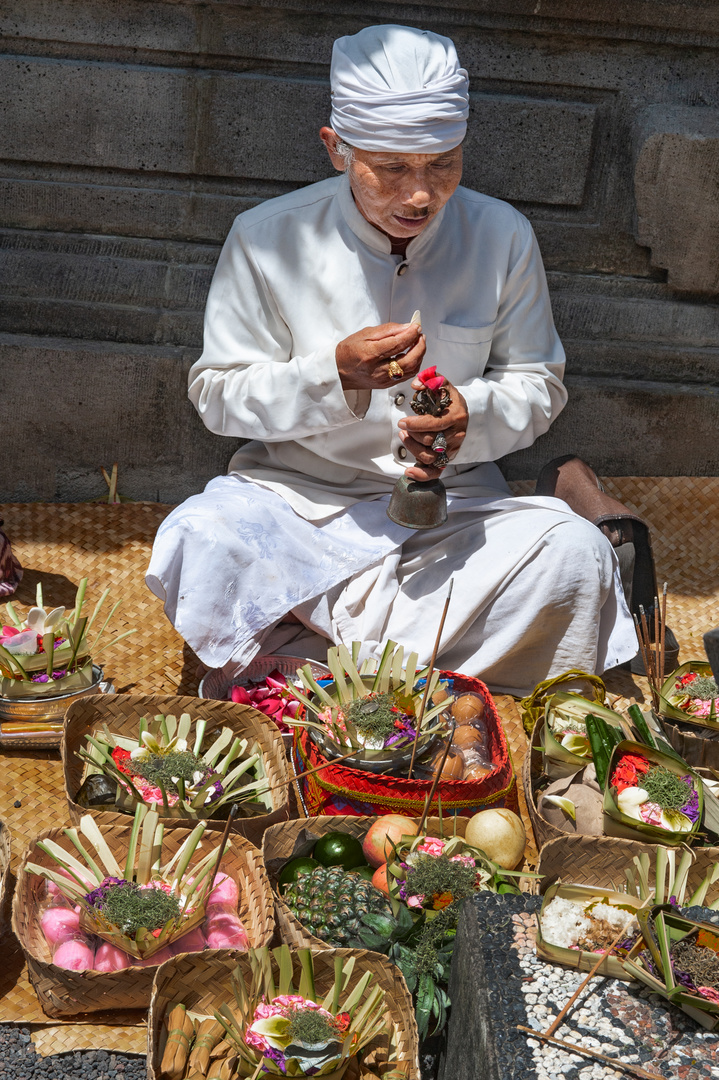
left=388, top=360, right=403, bottom=379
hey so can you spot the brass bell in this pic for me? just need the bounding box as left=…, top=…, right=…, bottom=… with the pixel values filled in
left=387, top=475, right=447, bottom=530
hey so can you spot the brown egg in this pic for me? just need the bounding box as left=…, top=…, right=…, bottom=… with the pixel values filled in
left=463, top=762, right=493, bottom=781
left=451, top=693, right=485, bottom=725
left=452, top=724, right=485, bottom=751
left=430, top=746, right=465, bottom=781
left=432, top=687, right=449, bottom=705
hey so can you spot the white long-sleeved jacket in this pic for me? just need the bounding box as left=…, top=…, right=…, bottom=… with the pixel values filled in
left=188, top=174, right=567, bottom=520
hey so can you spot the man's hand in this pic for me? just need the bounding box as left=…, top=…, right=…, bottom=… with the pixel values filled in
left=398, top=377, right=468, bottom=480
left=336, top=322, right=426, bottom=390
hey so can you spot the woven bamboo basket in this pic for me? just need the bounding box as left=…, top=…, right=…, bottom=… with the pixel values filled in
left=148, top=946, right=420, bottom=1080
left=0, top=818, right=11, bottom=927
left=521, top=715, right=569, bottom=850
left=12, top=821, right=274, bottom=1018
left=537, top=834, right=719, bottom=903
left=663, top=719, right=719, bottom=770
left=263, top=815, right=468, bottom=951
left=62, top=693, right=291, bottom=847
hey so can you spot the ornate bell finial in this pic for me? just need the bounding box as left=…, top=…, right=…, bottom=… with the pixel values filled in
left=387, top=364, right=451, bottom=530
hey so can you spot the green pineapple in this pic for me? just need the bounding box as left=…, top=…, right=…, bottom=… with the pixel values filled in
left=283, top=866, right=392, bottom=948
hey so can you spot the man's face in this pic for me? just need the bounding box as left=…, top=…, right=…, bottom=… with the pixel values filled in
left=321, top=129, right=463, bottom=242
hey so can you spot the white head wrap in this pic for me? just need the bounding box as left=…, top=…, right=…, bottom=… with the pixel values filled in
left=330, top=24, right=469, bottom=154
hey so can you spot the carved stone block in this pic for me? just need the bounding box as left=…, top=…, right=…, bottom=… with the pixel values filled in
left=634, top=105, right=719, bottom=294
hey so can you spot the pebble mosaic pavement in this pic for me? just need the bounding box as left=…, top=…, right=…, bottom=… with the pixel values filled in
left=470, top=894, right=719, bottom=1080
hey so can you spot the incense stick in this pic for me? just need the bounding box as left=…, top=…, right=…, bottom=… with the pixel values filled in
left=634, top=587, right=669, bottom=712
left=407, top=578, right=454, bottom=780
left=416, top=720, right=457, bottom=834
left=659, top=582, right=668, bottom=692
left=638, top=604, right=660, bottom=711
left=206, top=803, right=238, bottom=897
left=654, top=594, right=661, bottom=695
left=267, top=746, right=360, bottom=799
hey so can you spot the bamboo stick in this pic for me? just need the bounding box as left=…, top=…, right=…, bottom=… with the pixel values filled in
left=407, top=578, right=454, bottom=780
left=516, top=1027, right=662, bottom=1080
left=544, top=922, right=635, bottom=1038
left=205, top=803, right=238, bottom=898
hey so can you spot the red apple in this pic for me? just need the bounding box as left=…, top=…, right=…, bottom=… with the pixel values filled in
left=362, top=814, right=419, bottom=868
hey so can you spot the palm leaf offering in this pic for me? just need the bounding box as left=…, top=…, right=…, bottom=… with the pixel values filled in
left=660, top=661, right=719, bottom=730
left=537, top=882, right=646, bottom=978
left=0, top=578, right=134, bottom=698
left=284, top=641, right=452, bottom=760
left=542, top=692, right=629, bottom=780
left=537, top=845, right=719, bottom=981
left=278, top=813, right=534, bottom=1041
left=624, top=906, right=719, bottom=1030
left=74, top=711, right=273, bottom=820
left=603, top=740, right=703, bottom=845
left=205, top=945, right=390, bottom=1079
left=25, top=804, right=231, bottom=960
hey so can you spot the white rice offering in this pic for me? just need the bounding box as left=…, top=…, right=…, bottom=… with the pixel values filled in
left=591, top=902, right=637, bottom=937
left=541, top=896, right=638, bottom=951
left=541, top=897, right=592, bottom=948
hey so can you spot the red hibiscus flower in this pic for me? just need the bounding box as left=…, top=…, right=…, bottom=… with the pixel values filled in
left=610, top=752, right=651, bottom=793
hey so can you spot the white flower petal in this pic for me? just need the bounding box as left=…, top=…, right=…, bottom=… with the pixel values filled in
left=25, top=608, right=46, bottom=632
left=617, top=787, right=649, bottom=820
left=44, top=607, right=65, bottom=629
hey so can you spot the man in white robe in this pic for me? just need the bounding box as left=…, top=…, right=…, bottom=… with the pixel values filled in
left=147, top=24, right=636, bottom=695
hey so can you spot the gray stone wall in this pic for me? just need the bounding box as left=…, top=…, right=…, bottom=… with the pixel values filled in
left=1, top=0, right=718, bottom=500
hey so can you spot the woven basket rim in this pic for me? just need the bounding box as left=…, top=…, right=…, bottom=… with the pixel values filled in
left=522, top=715, right=571, bottom=850
left=536, top=833, right=719, bottom=905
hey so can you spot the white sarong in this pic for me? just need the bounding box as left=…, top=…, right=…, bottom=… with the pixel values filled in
left=147, top=474, right=636, bottom=696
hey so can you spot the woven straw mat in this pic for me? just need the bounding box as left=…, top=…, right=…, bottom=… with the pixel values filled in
left=0, top=481, right=717, bottom=1043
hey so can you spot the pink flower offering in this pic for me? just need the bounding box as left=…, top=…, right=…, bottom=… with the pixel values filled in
left=205, top=910, right=249, bottom=950
left=94, top=942, right=131, bottom=972
left=53, top=938, right=95, bottom=972
left=418, top=366, right=446, bottom=392
left=206, top=871, right=239, bottom=908
left=169, top=926, right=206, bottom=955
left=229, top=670, right=302, bottom=733
left=417, top=837, right=446, bottom=857
left=40, top=906, right=81, bottom=946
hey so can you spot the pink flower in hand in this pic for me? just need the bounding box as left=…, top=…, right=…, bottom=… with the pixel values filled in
left=418, top=366, right=446, bottom=392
